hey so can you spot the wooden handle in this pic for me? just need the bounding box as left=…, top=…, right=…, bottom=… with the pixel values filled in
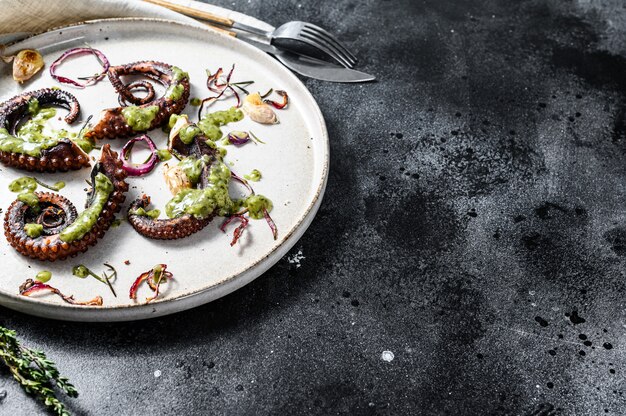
left=203, top=23, right=237, bottom=37
left=142, top=0, right=235, bottom=27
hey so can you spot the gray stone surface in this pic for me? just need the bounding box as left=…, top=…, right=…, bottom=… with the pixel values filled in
left=2, top=0, right=626, bottom=414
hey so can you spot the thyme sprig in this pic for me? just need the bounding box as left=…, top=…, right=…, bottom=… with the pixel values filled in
left=0, top=326, right=77, bottom=415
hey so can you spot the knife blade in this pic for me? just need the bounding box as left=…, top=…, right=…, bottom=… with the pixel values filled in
left=236, top=36, right=376, bottom=83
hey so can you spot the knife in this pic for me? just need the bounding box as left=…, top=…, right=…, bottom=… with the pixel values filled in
left=236, top=36, right=376, bottom=83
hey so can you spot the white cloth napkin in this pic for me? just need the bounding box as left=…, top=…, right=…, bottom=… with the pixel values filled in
left=0, top=0, right=273, bottom=43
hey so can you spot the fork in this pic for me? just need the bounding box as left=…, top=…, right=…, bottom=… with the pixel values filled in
left=142, top=0, right=358, bottom=68
left=271, top=21, right=358, bottom=69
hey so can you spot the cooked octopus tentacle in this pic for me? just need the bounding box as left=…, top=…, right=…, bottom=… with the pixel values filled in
left=128, top=120, right=218, bottom=240
left=117, top=81, right=156, bottom=107
left=127, top=194, right=213, bottom=240
left=0, top=88, right=90, bottom=172
left=84, top=61, right=190, bottom=141
left=4, top=144, right=129, bottom=262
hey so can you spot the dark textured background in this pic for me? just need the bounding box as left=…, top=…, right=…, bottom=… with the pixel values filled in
left=3, top=0, right=626, bottom=414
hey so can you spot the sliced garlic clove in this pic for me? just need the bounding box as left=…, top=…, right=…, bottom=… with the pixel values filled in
left=162, top=163, right=192, bottom=196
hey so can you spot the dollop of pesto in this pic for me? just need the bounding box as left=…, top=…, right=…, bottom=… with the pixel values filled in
left=129, top=207, right=160, bottom=219
left=178, top=155, right=210, bottom=185
left=0, top=98, right=68, bottom=157
left=9, top=177, right=37, bottom=193
left=73, top=133, right=95, bottom=154
left=28, top=99, right=40, bottom=114
left=197, top=107, right=244, bottom=142
left=17, top=192, right=40, bottom=211
left=9, top=176, right=64, bottom=192
left=121, top=105, right=159, bottom=131
left=171, top=66, right=189, bottom=82
left=190, top=97, right=201, bottom=106
left=9, top=176, right=66, bottom=213
left=243, top=195, right=273, bottom=219
left=24, top=223, right=43, bottom=238
left=35, top=270, right=52, bottom=283
left=179, top=125, right=201, bottom=145
left=157, top=149, right=172, bottom=161
left=164, top=84, right=184, bottom=101
left=72, top=265, right=89, bottom=278
left=165, top=161, right=233, bottom=218
left=244, top=169, right=262, bottom=182
left=168, top=113, right=184, bottom=130
left=59, top=173, right=113, bottom=242
left=9, top=177, right=40, bottom=211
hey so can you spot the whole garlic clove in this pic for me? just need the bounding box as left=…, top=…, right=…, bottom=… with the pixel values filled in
left=12, top=49, right=44, bottom=83
left=243, top=92, right=279, bottom=124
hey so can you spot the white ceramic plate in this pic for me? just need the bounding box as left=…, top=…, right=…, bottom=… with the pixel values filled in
left=0, top=18, right=328, bottom=321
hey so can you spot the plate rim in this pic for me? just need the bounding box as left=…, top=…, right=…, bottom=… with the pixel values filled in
left=0, top=17, right=329, bottom=321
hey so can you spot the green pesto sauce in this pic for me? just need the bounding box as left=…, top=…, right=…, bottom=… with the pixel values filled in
left=72, top=265, right=89, bottom=278
left=9, top=177, right=37, bottom=193
left=197, top=108, right=244, bottom=142
left=157, top=149, right=172, bottom=161
left=130, top=207, right=161, bottom=219
left=178, top=155, right=210, bottom=185
left=165, top=162, right=233, bottom=219
left=179, top=125, right=201, bottom=145
left=18, top=192, right=40, bottom=210
left=28, top=99, right=40, bottom=114
left=59, top=173, right=113, bottom=243
left=0, top=98, right=68, bottom=157
left=35, top=270, right=52, bottom=283
left=190, top=97, right=201, bottom=106
left=24, top=223, right=43, bottom=238
left=168, top=113, right=184, bottom=130
left=244, top=194, right=273, bottom=219
left=171, top=66, right=189, bottom=82
left=244, top=169, right=262, bottom=182
left=121, top=105, right=159, bottom=131
left=73, top=134, right=95, bottom=154
left=9, top=177, right=64, bottom=192
left=165, top=84, right=184, bottom=101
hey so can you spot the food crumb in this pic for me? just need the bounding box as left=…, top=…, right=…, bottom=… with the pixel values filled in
left=381, top=351, right=394, bottom=362
left=124, top=260, right=130, bottom=265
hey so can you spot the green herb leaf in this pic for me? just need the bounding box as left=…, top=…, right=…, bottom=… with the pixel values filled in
left=0, top=326, right=77, bottom=415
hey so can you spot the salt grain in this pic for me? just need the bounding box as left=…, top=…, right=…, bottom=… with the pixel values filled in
left=287, top=249, right=305, bottom=268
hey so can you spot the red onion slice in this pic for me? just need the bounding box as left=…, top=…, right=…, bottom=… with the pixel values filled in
left=19, top=279, right=103, bottom=306
left=129, top=271, right=150, bottom=300
left=120, top=135, right=158, bottom=176
left=264, top=90, right=289, bottom=109
left=227, top=131, right=252, bottom=146
left=220, top=215, right=250, bottom=246
left=264, top=208, right=278, bottom=240
left=129, top=264, right=173, bottom=303
left=49, top=47, right=110, bottom=89
left=230, top=171, right=255, bottom=196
